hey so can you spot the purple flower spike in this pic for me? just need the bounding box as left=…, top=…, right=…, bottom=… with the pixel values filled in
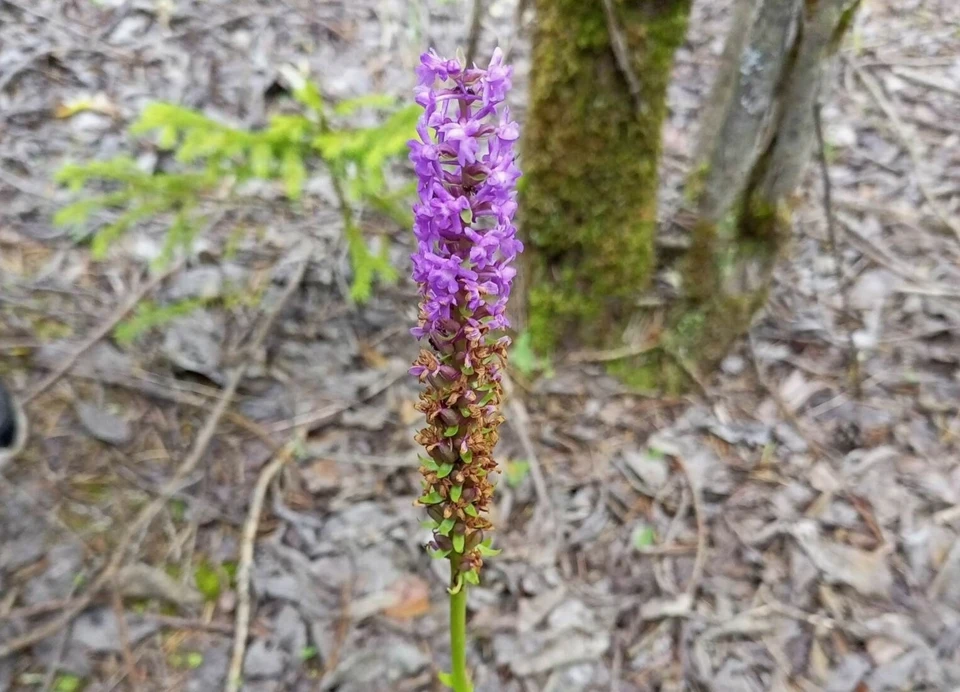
left=410, top=48, right=520, bottom=580
left=409, top=47, right=522, bottom=346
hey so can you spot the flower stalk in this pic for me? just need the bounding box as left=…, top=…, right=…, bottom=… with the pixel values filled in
left=408, top=47, right=520, bottom=690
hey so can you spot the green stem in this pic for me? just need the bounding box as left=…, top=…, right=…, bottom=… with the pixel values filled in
left=449, top=559, right=471, bottom=692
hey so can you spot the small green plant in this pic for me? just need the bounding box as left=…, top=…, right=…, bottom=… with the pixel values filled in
left=114, top=296, right=211, bottom=345
left=114, top=283, right=261, bottom=345
left=510, top=331, right=554, bottom=378
left=504, top=460, right=531, bottom=488
left=632, top=524, right=656, bottom=549
left=55, top=69, right=418, bottom=301
left=168, top=651, right=205, bottom=670
left=193, top=561, right=224, bottom=602
left=53, top=674, right=84, bottom=692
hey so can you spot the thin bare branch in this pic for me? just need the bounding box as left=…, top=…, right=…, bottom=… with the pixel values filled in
left=225, top=441, right=298, bottom=692
left=813, top=101, right=862, bottom=397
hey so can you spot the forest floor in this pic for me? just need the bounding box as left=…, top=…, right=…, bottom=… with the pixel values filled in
left=2, top=0, right=960, bottom=691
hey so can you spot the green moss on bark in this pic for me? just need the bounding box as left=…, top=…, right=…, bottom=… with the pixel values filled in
left=670, top=191, right=789, bottom=386
left=521, top=0, right=691, bottom=352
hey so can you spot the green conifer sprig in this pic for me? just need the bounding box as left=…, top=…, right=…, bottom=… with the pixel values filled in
left=55, top=79, right=418, bottom=302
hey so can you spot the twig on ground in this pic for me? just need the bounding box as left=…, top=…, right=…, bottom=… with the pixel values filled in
left=501, top=377, right=551, bottom=514
left=609, top=635, right=623, bottom=692
left=49, top=367, right=281, bottom=452
left=0, top=0, right=130, bottom=59
left=854, top=64, right=960, bottom=243
left=300, top=450, right=416, bottom=467
left=269, top=367, right=407, bottom=433
left=100, top=649, right=149, bottom=692
left=144, top=613, right=240, bottom=635
left=502, top=375, right=560, bottom=562
left=928, top=537, right=960, bottom=602
left=601, top=0, right=643, bottom=114
left=889, top=65, right=960, bottom=99
left=674, top=456, right=706, bottom=600
left=832, top=192, right=930, bottom=233
left=154, top=11, right=266, bottom=45
left=635, top=542, right=698, bottom=556
left=0, top=249, right=310, bottom=658
left=37, top=584, right=78, bottom=692
left=0, top=165, right=58, bottom=200
left=464, top=0, right=484, bottom=67
left=317, top=581, right=353, bottom=685
left=111, top=583, right=140, bottom=685
left=37, top=627, right=71, bottom=692
left=662, top=345, right=711, bottom=397
left=934, top=504, right=960, bottom=526
left=813, top=101, right=862, bottom=398
left=651, top=487, right=689, bottom=596
left=22, top=261, right=184, bottom=404
left=566, top=339, right=659, bottom=365
left=0, top=598, right=73, bottom=623
left=225, top=441, right=298, bottom=692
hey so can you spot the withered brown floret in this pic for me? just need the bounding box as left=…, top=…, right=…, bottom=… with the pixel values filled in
left=415, top=333, right=508, bottom=576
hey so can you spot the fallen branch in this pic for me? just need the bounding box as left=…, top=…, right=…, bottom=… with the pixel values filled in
left=500, top=375, right=561, bottom=566
left=225, top=441, right=298, bottom=692
left=316, top=581, right=354, bottom=686
left=37, top=584, right=78, bottom=692
left=144, top=613, right=239, bottom=635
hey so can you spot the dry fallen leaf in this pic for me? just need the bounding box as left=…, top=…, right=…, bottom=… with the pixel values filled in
left=359, top=342, right=389, bottom=369
left=792, top=520, right=893, bottom=597
left=302, top=458, right=341, bottom=494
left=867, top=636, right=906, bottom=666
left=398, top=398, right=420, bottom=426
left=382, top=576, right=431, bottom=620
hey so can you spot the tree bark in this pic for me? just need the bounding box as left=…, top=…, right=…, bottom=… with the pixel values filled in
left=520, top=0, right=692, bottom=353
left=673, top=0, right=861, bottom=384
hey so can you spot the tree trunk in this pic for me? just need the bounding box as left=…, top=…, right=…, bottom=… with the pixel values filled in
left=520, top=0, right=860, bottom=390
left=676, top=0, right=861, bottom=382
left=520, top=0, right=692, bottom=353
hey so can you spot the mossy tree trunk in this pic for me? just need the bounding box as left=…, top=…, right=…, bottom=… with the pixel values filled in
left=520, top=0, right=692, bottom=352
left=521, top=0, right=860, bottom=391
